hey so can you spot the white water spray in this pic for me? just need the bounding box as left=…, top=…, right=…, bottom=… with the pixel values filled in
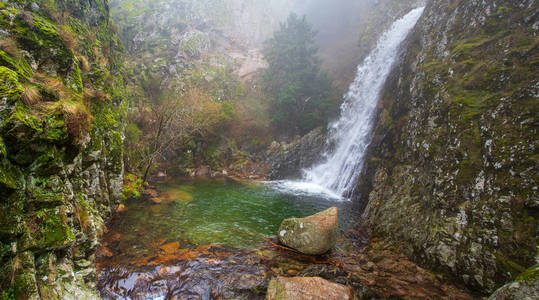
left=274, top=7, right=425, bottom=199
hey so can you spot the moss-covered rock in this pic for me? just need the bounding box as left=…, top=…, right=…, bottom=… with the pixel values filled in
left=20, top=207, right=75, bottom=250
left=10, top=12, right=75, bottom=74
left=266, top=276, right=354, bottom=300
left=360, top=0, right=538, bottom=295
left=266, top=127, right=327, bottom=180
left=0, top=0, right=125, bottom=298
left=0, top=158, right=21, bottom=193
left=0, top=66, right=23, bottom=103
left=278, top=207, right=339, bottom=255
left=488, top=265, right=539, bottom=300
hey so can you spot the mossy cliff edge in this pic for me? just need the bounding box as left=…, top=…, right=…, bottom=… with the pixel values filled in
left=0, top=0, right=126, bottom=298
left=360, top=0, right=538, bottom=295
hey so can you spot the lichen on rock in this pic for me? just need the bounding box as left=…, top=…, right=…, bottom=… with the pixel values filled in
left=359, top=0, right=538, bottom=295
left=278, top=206, right=338, bottom=255
left=0, top=66, right=23, bottom=102
left=266, top=276, right=354, bottom=300
left=0, top=0, right=126, bottom=298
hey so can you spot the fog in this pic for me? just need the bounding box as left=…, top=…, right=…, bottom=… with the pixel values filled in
left=252, top=0, right=379, bottom=85
left=287, top=0, right=376, bottom=82
left=273, top=0, right=374, bottom=42
left=110, top=0, right=420, bottom=86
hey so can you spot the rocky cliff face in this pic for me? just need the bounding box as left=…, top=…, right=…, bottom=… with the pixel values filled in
left=360, top=0, right=538, bottom=294
left=110, top=0, right=279, bottom=84
left=266, top=127, right=327, bottom=180
left=0, top=1, right=125, bottom=298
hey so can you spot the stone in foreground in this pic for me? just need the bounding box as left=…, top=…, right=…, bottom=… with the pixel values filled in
left=266, top=276, right=353, bottom=300
left=278, top=207, right=338, bottom=255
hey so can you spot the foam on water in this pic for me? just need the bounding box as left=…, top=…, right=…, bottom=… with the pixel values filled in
left=266, top=180, right=345, bottom=201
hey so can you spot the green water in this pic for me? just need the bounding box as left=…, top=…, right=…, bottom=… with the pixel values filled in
left=113, top=177, right=356, bottom=250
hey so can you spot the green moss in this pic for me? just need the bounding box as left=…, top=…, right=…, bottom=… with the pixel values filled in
left=91, top=101, right=121, bottom=129
left=0, top=66, right=23, bottom=103
left=0, top=137, right=6, bottom=158
left=0, top=252, right=39, bottom=299
left=13, top=270, right=36, bottom=299
left=122, top=173, right=143, bottom=199
left=423, top=61, right=442, bottom=69
left=516, top=264, right=539, bottom=282
left=454, top=159, right=478, bottom=185
left=66, top=56, right=83, bottom=96
left=36, top=82, right=60, bottom=101
left=0, top=200, right=24, bottom=239
left=497, top=6, right=512, bottom=13
left=9, top=11, right=75, bottom=73
left=8, top=101, right=43, bottom=133
left=21, top=207, right=75, bottom=250
left=380, top=109, right=393, bottom=130
left=88, top=127, right=103, bottom=151
left=0, top=239, right=11, bottom=259
left=29, top=146, right=66, bottom=176
left=107, top=129, right=123, bottom=171
left=124, top=123, right=141, bottom=144
left=0, top=164, right=19, bottom=192
left=496, top=252, right=526, bottom=279
left=450, top=34, right=498, bottom=60
left=44, top=113, right=67, bottom=142
left=451, top=89, right=488, bottom=121
left=76, top=192, right=90, bottom=209
left=31, top=13, right=57, bottom=35
left=0, top=50, right=33, bottom=81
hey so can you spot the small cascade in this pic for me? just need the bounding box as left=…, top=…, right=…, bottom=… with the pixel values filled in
left=277, top=7, right=425, bottom=199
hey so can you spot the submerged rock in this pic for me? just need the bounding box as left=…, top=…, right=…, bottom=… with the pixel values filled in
left=278, top=207, right=338, bottom=255
left=150, top=197, right=162, bottom=204
left=266, top=276, right=354, bottom=300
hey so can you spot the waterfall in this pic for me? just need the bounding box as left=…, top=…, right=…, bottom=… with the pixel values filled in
left=272, top=7, right=425, bottom=199
left=304, top=7, right=425, bottom=197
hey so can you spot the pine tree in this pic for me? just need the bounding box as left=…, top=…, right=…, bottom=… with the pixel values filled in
left=262, top=13, right=340, bottom=136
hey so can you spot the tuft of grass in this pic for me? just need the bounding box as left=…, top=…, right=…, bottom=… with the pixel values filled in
left=61, top=100, right=93, bottom=140
left=78, top=55, right=89, bottom=73
left=0, top=37, right=20, bottom=57
left=83, top=87, right=96, bottom=102
left=96, top=90, right=111, bottom=102
left=21, top=84, right=41, bottom=106
left=34, top=74, right=69, bottom=100
left=83, top=87, right=110, bottom=103
left=57, top=26, right=78, bottom=50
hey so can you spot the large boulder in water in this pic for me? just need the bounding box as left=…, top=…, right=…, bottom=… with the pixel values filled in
left=266, top=276, right=354, bottom=300
left=278, top=207, right=338, bottom=255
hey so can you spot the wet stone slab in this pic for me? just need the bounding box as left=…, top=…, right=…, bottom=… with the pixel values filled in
left=98, top=244, right=270, bottom=299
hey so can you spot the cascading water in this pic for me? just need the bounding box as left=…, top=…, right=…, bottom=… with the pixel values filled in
left=272, top=7, right=424, bottom=199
